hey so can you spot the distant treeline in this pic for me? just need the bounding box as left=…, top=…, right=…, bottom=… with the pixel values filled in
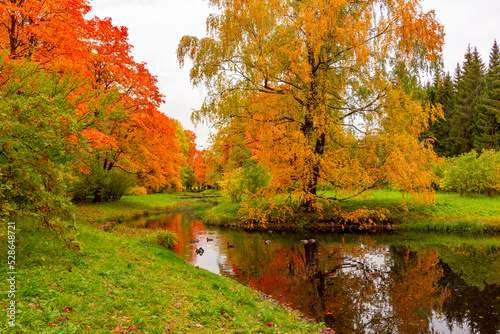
left=424, top=41, right=500, bottom=157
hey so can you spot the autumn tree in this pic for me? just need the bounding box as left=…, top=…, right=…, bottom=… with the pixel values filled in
left=0, top=1, right=187, bottom=209
left=75, top=16, right=184, bottom=201
left=178, top=0, right=444, bottom=211
left=193, top=149, right=209, bottom=188
left=0, top=0, right=92, bottom=71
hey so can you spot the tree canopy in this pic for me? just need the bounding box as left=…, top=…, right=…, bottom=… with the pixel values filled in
left=178, top=0, right=444, bottom=211
left=0, top=0, right=202, bottom=222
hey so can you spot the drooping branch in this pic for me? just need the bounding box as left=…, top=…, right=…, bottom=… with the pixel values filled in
left=306, top=175, right=383, bottom=202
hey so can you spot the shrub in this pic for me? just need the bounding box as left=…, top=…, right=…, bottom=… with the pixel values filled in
left=126, top=186, right=148, bottom=196
left=71, top=166, right=136, bottom=202
left=156, top=230, right=178, bottom=249
left=111, top=226, right=178, bottom=249
left=439, top=150, right=500, bottom=196
left=220, top=160, right=272, bottom=202
left=220, top=168, right=245, bottom=202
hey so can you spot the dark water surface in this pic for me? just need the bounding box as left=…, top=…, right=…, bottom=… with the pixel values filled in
left=127, top=211, right=500, bottom=334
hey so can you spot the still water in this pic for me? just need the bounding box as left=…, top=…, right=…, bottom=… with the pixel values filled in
left=127, top=211, right=500, bottom=334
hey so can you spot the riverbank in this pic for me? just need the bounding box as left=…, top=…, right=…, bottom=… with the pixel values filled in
left=198, top=190, right=500, bottom=233
left=0, top=194, right=326, bottom=333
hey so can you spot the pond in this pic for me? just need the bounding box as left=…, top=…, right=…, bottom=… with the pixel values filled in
left=127, top=211, right=500, bottom=334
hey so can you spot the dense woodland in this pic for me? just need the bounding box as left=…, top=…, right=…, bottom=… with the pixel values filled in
left=1, top=0, right=500, bottom=226
left=426, top=42, right=500, bottom=156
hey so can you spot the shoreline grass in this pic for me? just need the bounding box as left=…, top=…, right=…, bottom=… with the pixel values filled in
left=198, top=190, right=500, bottom=233
left=73, top=193, right=210, bottom=225
left=0, top=194, right=326, bottom=333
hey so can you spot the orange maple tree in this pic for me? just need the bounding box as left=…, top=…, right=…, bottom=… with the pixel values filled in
left=83, top=15, right=184, bottom=193
left=0, top=0, right=187, bottom=206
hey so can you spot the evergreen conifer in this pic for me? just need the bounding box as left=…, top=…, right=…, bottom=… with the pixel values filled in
left=449, top=46, right=485, bottom=155
left=475, top=40, right=500, bottom=150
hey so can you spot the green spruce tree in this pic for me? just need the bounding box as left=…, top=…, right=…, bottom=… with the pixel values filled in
left=425, top=69, right=457, bottom=157
left=474, top=40, right=500, bottom=150
left=450, top=46, right=485, bottom=155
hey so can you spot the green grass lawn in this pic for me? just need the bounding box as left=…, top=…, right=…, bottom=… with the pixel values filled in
left=1, top=194, right=324, bottom=333
left=322, top=189, right=500, bottom=220
left=330, top=189, right=500, bottom=231
left=199, top=189, right=500, bottom=232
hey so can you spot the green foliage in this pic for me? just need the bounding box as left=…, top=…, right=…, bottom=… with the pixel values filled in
left=155, top=230, right=178, bottom=249
left=0, top=56, right=83, bottom=222
left=439, top=150, right=500, bottom=197
left=451, top=46, right=485, bottom=154
left=71, top=165, right=136, bottom=203
left=424, top=70, right=457, bottom=157
left=426, top=42, right=500, bottom=157
left=475, top=40, right=500, bottom=151
left=220, top=160, right=272, bottom=202
left=181, top=167, right=196, bottom=190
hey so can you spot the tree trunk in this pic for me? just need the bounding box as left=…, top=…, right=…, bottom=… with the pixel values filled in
left=92, top=188, right=102, bottom=203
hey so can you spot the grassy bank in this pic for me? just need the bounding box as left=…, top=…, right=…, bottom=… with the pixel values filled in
left=0, top=194, right=325, bottom=333
left=74, top=193, right=208, bottom=225
left=199, top=190, right=500, bottom=233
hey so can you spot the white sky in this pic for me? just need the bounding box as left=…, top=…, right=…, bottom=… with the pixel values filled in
left=88, top=0, right=500, bottom=149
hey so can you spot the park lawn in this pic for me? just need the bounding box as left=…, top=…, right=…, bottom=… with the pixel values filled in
left=328, top=189, right=500, bottom=231
left=0, top=194, right=324, bottom=333
left=199, top=189, right=500, bottom=232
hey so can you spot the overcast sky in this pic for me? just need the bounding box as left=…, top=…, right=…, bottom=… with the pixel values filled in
left=88, top=0, right=500, bottom=149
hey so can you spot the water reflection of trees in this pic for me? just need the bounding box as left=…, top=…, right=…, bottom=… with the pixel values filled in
left=387, top=247, right=450, bottom=334
left=438, top=245, right=500, bottom=334
left=225, top=239, right=450, bottom=334
left=128, top=214, right=500, bottom=334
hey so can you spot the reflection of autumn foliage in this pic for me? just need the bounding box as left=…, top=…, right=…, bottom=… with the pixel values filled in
left=221, top=238, right=452, bottom=334
left=388, top=248, right=450, bottom=334
left=125, top=213, right=494, bottom=334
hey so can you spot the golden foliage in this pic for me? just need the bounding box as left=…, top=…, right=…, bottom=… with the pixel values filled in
left=178, top=0, right=445, bottom=219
